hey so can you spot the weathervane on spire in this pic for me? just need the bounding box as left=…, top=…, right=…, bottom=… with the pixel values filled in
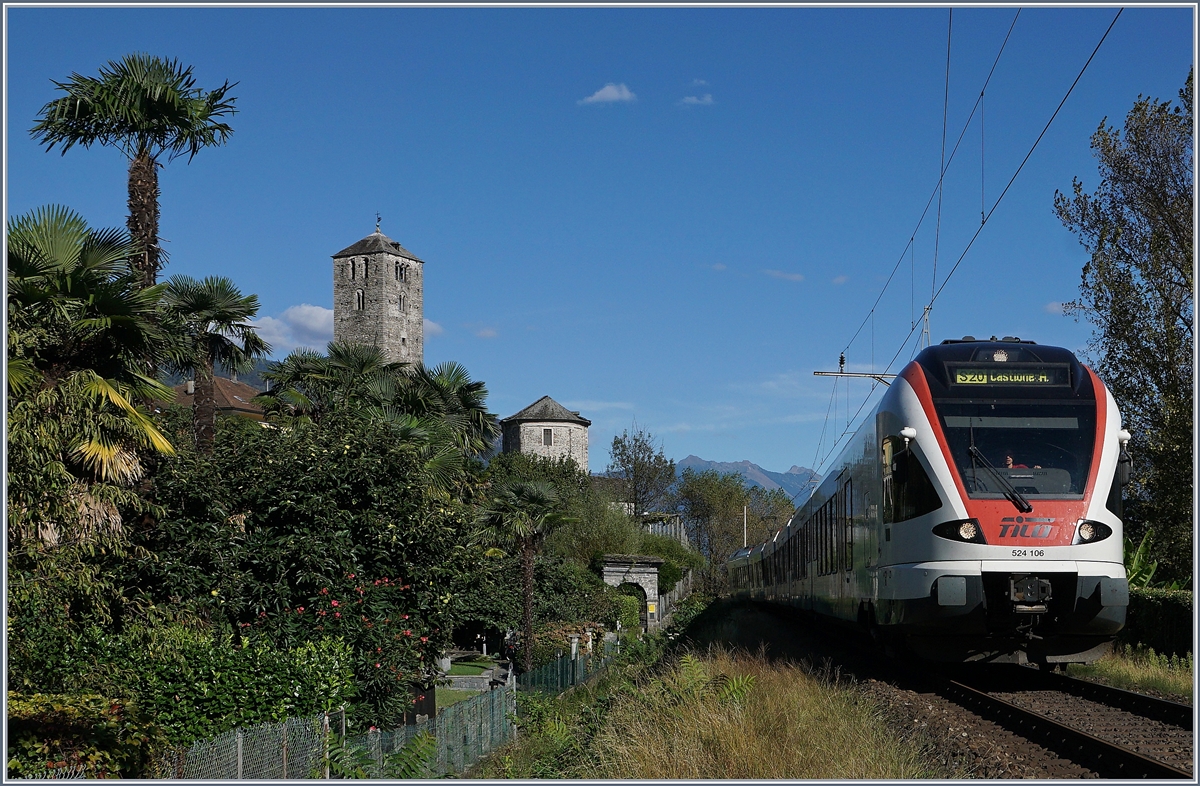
left=375, top=212, right=381, bottom=233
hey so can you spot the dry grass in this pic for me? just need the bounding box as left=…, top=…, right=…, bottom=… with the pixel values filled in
left=1068, top=643, right=1193, bottom=701
left=587, top=647, right=944, bottom=779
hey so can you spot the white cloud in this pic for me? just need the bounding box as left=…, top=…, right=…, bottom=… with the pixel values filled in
left=424, top=318, right=445, bottom=336
left=710, top=263, right=727, bottom=271
left=475, top=327, right=498, bottom=339
left=832, top=275, right=848, bottom=285
left=1044, top=301, right=1067, bottom=315
left=680, top=94, right=714, bottom=106
left=692, top=78, right=709, bottom=86
left=251, top=304, right=333, bottom=357
left=764, top=269, right=805, bottom=282
left=579, top=83, right=636, bottom=105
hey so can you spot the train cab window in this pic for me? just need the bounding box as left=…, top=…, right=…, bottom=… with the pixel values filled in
left=937, top=402, right=1096, bottom=497
left=882, top=436, right=942, bottom=523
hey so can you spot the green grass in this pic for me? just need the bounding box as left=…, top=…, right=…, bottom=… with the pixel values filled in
left=1068, top=643, right=1193, bottom=701
left=448, top=662, right=491, bottom=675
left=473, top=646, right=947, bottom=779
left=436, top=687, right=482, bottom=711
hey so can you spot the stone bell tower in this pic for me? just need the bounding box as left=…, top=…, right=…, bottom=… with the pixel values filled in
left=332, top=221, right=424, bottom=364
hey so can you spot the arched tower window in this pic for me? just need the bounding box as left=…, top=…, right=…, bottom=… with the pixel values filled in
left=351, top=260, right=356, bottom=280
left=395, top=261, right=401, bottom=280
left=355, top=290, right=364, bottom=310
left=363, top=258, right=369, bottom=278
left=398, top=293, right=405, bottom=312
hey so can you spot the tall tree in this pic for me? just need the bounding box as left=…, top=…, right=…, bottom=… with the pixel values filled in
left=473, top=481, right=568, bottom=672
left=162, top=275, right=269, bottom=453
left=31, top=54, right=237, bottom=288
left=1053, top=70, right=1193, bottom=582
left=607, top=425, right=676, bottom=517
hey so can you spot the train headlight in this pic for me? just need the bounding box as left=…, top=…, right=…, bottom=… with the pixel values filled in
left=933, top=518, right=987, bottom=544
left=1071, top=519, right=1113, bottom=545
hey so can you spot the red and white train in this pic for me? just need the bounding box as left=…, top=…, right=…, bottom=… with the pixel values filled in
left=728, top=338, right=1131, bottom=665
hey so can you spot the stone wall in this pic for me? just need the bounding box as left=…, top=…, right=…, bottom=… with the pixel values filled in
left=333, top=251, right=423, bottom=364
left=502, top=420, right=588, bottom=467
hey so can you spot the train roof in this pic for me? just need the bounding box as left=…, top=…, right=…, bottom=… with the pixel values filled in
left=911, top=337, right=1094, bottom=399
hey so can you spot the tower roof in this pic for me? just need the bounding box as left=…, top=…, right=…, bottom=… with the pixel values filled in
left=501, top=396, right=591, bottom=426
left=332, top=229, right=423, bottom=262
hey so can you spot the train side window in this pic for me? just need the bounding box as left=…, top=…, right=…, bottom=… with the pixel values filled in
left=882, top=437, right=943, bottom=523
left=1105, top=473, right=1122, bottom=519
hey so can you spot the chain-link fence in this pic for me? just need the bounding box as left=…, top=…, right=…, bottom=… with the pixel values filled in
left=346, top=686, right=515, bottom=777
left=150, top=686, right=516, bottom=779
left=517, top=639, right=618, bottom=694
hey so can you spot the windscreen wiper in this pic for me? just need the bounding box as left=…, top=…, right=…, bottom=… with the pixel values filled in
left=967, top=446, right=1033, bottom=513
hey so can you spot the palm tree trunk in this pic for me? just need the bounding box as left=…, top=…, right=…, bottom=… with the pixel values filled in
left=194, top=356, right=217, bottom=454
left=127, top=151, right=161, bottom=289
left=521, top=539, right=535, bottom=674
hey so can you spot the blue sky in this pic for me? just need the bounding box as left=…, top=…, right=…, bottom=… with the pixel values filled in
left=5, top=5, right=1194, bottom=477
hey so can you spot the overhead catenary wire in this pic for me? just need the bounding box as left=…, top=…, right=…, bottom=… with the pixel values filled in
left=838, top=9, right=1021, bottom=357
left=811, top=8, right=1121, bottom=480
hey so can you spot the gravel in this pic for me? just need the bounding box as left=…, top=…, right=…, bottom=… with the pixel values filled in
left=859, top=678, right=1101, bottom=778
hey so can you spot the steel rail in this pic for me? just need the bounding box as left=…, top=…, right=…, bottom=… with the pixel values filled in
left=938, top=678, right=1192, bottom=779
left=1043, top=671, right=1194, bottom=731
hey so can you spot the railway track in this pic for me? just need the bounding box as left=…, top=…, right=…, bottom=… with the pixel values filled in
left=936, top=666, right=1193, bottom=779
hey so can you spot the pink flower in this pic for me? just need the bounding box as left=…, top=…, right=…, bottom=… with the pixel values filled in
left=403, top=630, right=412, bottom=636
left=258, top=611, right=267, bottom=618
left=402, top=614, right=409, bottom=620
left=334, top=612, right=341, bottom=618
left=375, top=662, right=381, bottom=668
left=296, top=607, right=305, bottom=613
left=420, top=636, right=428, bottom=643
left=331, top=600, right=340, bottom=607
left=348, top=573, right=356, bottom=579
left=319, top=588, right=329, bottom=595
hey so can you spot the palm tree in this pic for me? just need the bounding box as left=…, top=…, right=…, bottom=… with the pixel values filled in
left=473, top=481, right=569, bottom=673
left=7, top=205, right=176, bottom=545
left=162, top=275, right=269, bottom=453
left=30, top=54, right=237, bottom=288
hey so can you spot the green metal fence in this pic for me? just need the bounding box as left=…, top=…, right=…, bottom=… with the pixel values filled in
left=517, top=639, right=618, bottom=693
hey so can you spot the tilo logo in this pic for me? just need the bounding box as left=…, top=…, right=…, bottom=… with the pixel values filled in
left=999, top=516, right=1056, bottom=539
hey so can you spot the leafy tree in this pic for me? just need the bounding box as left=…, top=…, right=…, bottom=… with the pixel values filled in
left=607, top=424, right=676, bottom=517
left=673, top=469, right=794, bottom=587
left=473, top=481, right=570, bottom=672
left=141, top=410, right=472, bottom=728
left=30, top=54, right=237, bottom=288
left=1054, top=70, right=1193, bottom=582
left=162, top=275, right=269, bottom=453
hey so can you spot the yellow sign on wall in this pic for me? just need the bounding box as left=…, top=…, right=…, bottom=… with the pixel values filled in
left=647, top=603, right=656, bottom=614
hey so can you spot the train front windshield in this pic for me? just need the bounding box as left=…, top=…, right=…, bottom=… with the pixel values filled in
left=936, top=401, right=1096, bottom=498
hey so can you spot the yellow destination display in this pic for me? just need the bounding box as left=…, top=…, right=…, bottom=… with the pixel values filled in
left=950, top=365, right=1068, bottom=386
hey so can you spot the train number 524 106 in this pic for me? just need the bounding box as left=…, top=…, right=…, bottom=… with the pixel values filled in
left=1011, top=549, right=1045, bottom=557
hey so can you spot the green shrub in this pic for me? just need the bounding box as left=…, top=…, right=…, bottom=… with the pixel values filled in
left=40, top=624, right=356, bottom=746
left=6, top=692, right=167, bottom=779
left=1120, top=587, right=1193, bottom=657
left=615, top=595, right=641, bottom=630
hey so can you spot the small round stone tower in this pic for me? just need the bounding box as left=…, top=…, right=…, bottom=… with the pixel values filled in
left=332, top=224, right=424, bottom=364
left=500, top=396, right=591, bottom=468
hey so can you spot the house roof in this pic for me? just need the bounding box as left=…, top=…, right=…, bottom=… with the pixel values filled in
left=500, top=395, right=591, bottom=426
left=332, top=229, right=423, bottom=262
left=170, top=377, right=266, bottom=420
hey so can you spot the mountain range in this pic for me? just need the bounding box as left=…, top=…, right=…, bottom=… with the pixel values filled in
left=676, top=455, right=821, bottom=502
